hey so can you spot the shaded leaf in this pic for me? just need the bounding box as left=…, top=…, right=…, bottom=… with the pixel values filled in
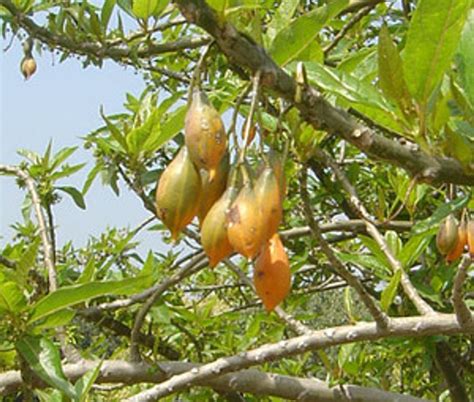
left=56, top=186, right=86, bottom=209
left=403, top=0, right=471, bottom=105
left=381, top=270, right=401, bottom=312
left=16, top=336, right=76, bottom=399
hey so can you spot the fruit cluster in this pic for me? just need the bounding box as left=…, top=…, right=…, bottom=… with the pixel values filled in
left=436, top=214, right=474, bottom=262
left=155, top=88, right=290, bottom=311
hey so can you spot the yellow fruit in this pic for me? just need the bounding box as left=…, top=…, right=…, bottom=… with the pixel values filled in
left=227, top=182, right=264, bottom=259
left=185, top=89, right=227, bottom=179
left=436, top=215, right=458, bottom=256
left=155, top=147, right=202, bottom=240
left=255, top=167, right=282, bottom=241
left=21, top=56, right=37, bottom=80
left=198, top=153, right=230, bottom=225
left=254, top=234, right=291, bottom=312
left=201, top=186, right=238, bottom=267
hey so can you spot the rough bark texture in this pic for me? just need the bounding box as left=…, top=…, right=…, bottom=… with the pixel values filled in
left=174, top=0, right=474, bottom=186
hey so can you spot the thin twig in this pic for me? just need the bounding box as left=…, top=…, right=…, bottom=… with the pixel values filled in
left=323, top=6, right=374, bottom=55
left=129, top=252, right=208, bottom=361
left=300, top=168, right=389, bottom=329
left=314, top=150, right=435, bottom=316
left=0, top=164, right=56, bottom=291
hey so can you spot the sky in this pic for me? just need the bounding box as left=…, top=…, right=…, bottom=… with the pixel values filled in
left=0, top=35, right=169, bottom=254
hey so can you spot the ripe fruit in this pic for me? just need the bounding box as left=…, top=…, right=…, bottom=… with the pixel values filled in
left=446, top=221, right=467, bottom=263
left=227, top=182, right=264, bottom=259
left=201, top=186, right=238, bottom=267
left=197, top=153, right=229, bottom=225
left=21, top=56, right=37, bottom=80
left=436, top=215, right=459, bottom=256
left=185, top=89, right=227, bottom=179
left=254, top=234, right=291, bottom=312
left=155, top=147, right=202, bottom=241
left=255, top=167, right=282, bottom=241
left=467, top=220, right=474, bottom=258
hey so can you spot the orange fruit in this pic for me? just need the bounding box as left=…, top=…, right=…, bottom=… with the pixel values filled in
left=254, top=234, right=291, bottom=312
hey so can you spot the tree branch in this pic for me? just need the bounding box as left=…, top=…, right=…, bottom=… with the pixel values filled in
left=0, top=359, right=428, bottom=401
left=0, top=0, right=209, bottom=61
left=313, top=150, right=434, bottom=315
left=128, top=313, right=472, bottom=401
left=452, top=256, right=473, bottom=327
left=300, top=168, right=390, bottom=329
left=174, top=0, right=474, bottom=186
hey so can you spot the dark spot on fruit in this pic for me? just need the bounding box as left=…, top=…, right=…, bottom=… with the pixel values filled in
left=228, top=206, right=241, bottom=224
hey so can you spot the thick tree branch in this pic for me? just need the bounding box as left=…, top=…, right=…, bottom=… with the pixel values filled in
left=0, top=0, right=209, bottom=61
left=128, top=313, right=472, bottom=400
left=434, top=341, right=470, bottom=402
left=174, top=0, right=474, bottom=186
left=0, top=359, right=427, bottom=401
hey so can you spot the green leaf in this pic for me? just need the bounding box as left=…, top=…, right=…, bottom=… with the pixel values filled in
left=34, top=309, right=75, bottom=330
left=0, top=282, right=27, bottom=313
left=269, top=0, right=348, bottom=66
left=77, top=258, right=96, bottom=284
left=132, top=0, right=168, bottom=19
left=457, top=10, right=474, bottom=107
left=127, top=108, right=161, bottom=155
left=378, top=25, right=412, bottom=115
left=50, top=147, right=77, bottom=171
left=403, top=0, right=471, bottom=105
left=29, top=275, right=151, bottom=323
left=16, top=336, right=76, bottom=399
left=381, top=270, right=401, bottom=312
left=101, top=110, right=128, bottom=152
left=159, top=105, right=187, bottom=146
left=265, top=0, right=299, bottom=43
left=75, top=361, right=103, bottom=402
left=399, top=229, right=437, bottom=269
left=301, top=61, right=407, bottom=134
left=56, top=186, right=86, bottom=209
left=445, top=120, right=474, bottom=171
left=17, top=238, right=41, bottom=287
left=411, top=195, right=470, bottom=234
left=101, top=0, right=116, bottom=29
left=82, top=164, right=102, bottom=195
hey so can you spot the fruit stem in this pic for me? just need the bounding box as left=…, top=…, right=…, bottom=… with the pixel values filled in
left=188, top=41, right=215, bottom=108
left=238, top=70, right=261, bottom=164
left=229, top=83, right=252, bottom=154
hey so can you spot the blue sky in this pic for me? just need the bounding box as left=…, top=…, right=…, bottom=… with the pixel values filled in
left=0, top=37, right=170, bottom=253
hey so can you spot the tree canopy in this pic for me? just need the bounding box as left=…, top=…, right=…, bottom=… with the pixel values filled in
left=1, top=0, right=473, bottom=401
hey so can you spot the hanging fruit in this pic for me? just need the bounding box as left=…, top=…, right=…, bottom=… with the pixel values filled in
left=445, top=219, right=467, bottom=263
left=467, top=219, right=474, bottom=258
left=21, top=56, right=37, bottom=80
left=155, top=147, right=202, bottom=241
left=255, top=166, right=283, bottom=241
left=436, top=214, right=459, bottom=256
left=197, top=152, right=230, bottom=225
left=201, top=184, right=238, bottom=267
left=254, top=233, right=291, bottom=312
left=185, top=89, right=227, bottom=179
left=227, top=180, right=264, bottom=259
